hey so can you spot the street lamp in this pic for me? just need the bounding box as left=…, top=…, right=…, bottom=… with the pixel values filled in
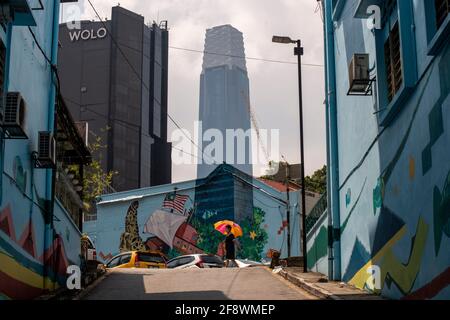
left=272, top=35, right=307, bottom=273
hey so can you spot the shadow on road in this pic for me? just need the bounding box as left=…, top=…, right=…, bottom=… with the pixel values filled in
left=142, top=291, right=230, bottom=300
left=84, top=271, right=230, bottom=300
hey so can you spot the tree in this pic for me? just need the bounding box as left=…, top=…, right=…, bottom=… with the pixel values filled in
left=260, top=161, right=327, bottom=195
left=71, top=128, right=117, bottom=212
left=304, top=165, right=327, bottom=194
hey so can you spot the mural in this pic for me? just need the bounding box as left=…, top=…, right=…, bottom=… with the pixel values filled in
left=0, top=0, right=84, bottom=300
left=114, top=191, right=269, bottom=261
left=119, top=201, right=146, bottom=252
left=322, top=0, right=450, bottom=299
left=0, top=156, right=78, bottom=299
left=306, top=224, right=327, bottom=272
left=347, top=217, right=428, bottom=295
left=89, top=164, right=298, bottom=264
left=433, top=170, right=450, bottom=256
left=0, top=203, right=72, bottom=299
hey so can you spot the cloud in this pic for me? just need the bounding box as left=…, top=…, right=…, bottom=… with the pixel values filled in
left=69, top=0, right=326, bottom=182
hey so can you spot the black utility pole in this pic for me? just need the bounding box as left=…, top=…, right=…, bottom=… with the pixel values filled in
left=272, top=36, right=308, bottom=272
left=294, top=40, right=308, bottom=273
left=285, top=162, right=291, bottom=257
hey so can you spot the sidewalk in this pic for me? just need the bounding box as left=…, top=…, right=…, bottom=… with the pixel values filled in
left=276, top=267, right=384, bottom=300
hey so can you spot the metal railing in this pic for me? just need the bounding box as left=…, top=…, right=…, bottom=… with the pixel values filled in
left=305, top=191, right=327, bottom=235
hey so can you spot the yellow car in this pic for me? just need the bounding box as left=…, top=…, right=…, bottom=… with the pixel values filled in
left=105, top=251, right=167, bottom=269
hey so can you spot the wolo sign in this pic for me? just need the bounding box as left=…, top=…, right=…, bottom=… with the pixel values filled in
left=69, top=28, right=107, bottom=42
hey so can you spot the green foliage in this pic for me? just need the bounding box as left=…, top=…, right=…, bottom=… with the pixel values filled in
left=190, top=215, right=224, bottom=255
left=304, top=165, right=327, bottom=194
left=191, top=207, right=269, bottom=261
left=70, top=128, right=117, bottom=211
left=238, top=207, right=268, bottom=261
left=166, top=248, right=181, bottom=260
left=262, top=161, right=327, bottom=194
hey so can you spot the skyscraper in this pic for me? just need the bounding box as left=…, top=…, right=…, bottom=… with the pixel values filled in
left=58, top=6, right=172, bottom=191
left=197, top=25, right=253, bottom=179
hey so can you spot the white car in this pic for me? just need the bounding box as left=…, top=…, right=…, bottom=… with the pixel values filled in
left=235, top=259, right=266, bottom=268
left=167, top=254, right=224, bottom=269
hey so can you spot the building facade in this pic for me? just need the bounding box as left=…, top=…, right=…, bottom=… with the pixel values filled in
left=311, top=0, right=450, bottom=300
left=197, top=25, right=253, bottom=179
left=58, top=6, right=171, bottom=192
left=84, top=164, right=302, bottom=263
left=0, top=0, right=91, bottom=299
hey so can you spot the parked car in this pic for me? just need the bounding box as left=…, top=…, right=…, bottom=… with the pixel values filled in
left=105, top=251, right=167, bottom=269
left=167, top=254, right=224, bottom=269
left=235, top=259, right=266, bottom=268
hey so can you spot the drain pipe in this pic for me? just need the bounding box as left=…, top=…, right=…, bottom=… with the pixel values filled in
left=0, top=22, right=13, bottom=205
left=324, top=0, right=341, bottom=281
left=321, top=0, right=333, bottom=280
left=44, top=0, right=61, bottom=291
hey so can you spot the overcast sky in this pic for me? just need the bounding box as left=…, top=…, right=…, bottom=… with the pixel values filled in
left=65, top=0, right=326, bottom=182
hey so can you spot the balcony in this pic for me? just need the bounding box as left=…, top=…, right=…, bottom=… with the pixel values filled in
left=55, top=94, right=92, bottom=229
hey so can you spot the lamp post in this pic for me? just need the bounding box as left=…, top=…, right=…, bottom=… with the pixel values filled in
left=272, top=36, right=307, bottom=273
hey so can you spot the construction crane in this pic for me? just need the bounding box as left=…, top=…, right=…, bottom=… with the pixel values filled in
left=240, top=91, right=271, bottom=164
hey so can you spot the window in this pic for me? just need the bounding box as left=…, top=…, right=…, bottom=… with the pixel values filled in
left=153, top=100, right=161, bottom=138
left=106, top=256, right=121, bottom=268
left=201, top=255, right=224, bottom=265
left=435, top=0, right=449, bottom=29
left=425, top=0, right=450, bottom=55
left=167, top=257, right=181, bottom=268
left=374, top=0, right=417, bottom=126
left=137, top=252, right=166, bottom=263
left=179, top=256, right=195, bottom=266
left=120, top=253, right=132, bottom=265
left=0, top=40, right=5, bottom=122
left=384, top=22, right=402, bottom=102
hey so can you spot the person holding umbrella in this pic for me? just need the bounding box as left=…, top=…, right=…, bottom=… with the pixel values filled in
left=224, top=225, right=238, bottom=267
left=214, top=220, right=242, bottom=268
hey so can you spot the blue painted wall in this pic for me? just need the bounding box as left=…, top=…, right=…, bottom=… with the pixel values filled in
left=306, top=211, right=328, bottom=275
left=0, top=1, right=80, bottom=300
left=324, top=0, right=450, bottom=299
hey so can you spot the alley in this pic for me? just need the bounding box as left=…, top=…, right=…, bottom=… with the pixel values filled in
left=83, top=267, right=316, bottom=300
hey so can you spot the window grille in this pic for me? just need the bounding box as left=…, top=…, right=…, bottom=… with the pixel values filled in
left=384, top=22, right=402, bottom=102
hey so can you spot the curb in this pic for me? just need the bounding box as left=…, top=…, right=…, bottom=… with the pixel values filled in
left=278, top=269, right=343, bottom=300
left=35, top=288, right=71, bottom=301
left=72, top=271, right=109, bottom=300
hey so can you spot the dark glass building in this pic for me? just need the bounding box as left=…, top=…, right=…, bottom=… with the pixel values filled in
left=58, top=6, right=171, bottom=191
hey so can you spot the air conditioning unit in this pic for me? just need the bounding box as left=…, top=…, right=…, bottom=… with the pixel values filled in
left=1, top=92, right=27, bottom=139
left=0, top=1, right=36, bottom=26
left=348, top=54, right=372, bottom=96
left=36, top=131, right=56, bottom=169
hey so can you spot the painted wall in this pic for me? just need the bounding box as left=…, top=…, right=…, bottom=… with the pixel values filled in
left=86, top=164, right=301, bottom=264
left=0, top=1, right=79, bottom=300
left=306, top=211, right=328, bottom=275
left=325, top=0, right=450, bottom=299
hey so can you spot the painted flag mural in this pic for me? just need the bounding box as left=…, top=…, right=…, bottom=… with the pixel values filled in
left=163, top=193, right=189, bottom=215
left=143, top=210, right=187, bottom=248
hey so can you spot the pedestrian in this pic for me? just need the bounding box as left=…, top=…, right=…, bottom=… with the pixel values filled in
left=217, top=240, right=225, bottom=260
left=224, top=225, right=238, bottom=267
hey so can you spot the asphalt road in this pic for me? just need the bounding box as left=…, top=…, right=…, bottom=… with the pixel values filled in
left=83, top=267, right=316, bottom=300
